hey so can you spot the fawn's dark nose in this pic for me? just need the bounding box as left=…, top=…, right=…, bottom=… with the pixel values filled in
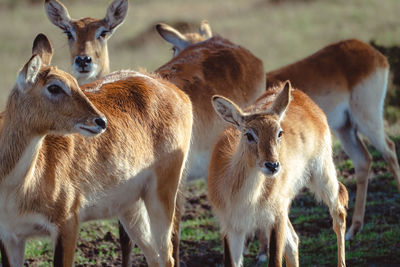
left=75, top=56, right=92, bottom=69
left=94, top=117, right=107, bottom=130
left=264, top=161, right=280, bottom=173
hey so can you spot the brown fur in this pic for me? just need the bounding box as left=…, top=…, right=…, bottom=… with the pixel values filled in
left=0, top=37, right=192, bottom=266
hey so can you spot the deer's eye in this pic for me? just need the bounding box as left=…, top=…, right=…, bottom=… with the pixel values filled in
left=278, top=130, right=284, bottom=139
left=64, top=31, right=73, bottom=40
left=47, top=84, right=64, bottom=95
left=172, top=47, right=178, bottom=56
left=245, top=132, right=256, bottom=143
left=99, top=30, right=109, bottom=39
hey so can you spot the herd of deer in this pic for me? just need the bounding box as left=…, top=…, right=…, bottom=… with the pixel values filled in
left=0, top=0, right=398, bottom=266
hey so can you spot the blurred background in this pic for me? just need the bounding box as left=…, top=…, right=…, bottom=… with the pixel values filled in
left=0, top=0, right=399, bottom=132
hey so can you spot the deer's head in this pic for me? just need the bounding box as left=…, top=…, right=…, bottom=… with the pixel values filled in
left=156, top=20, right=212, bottom=57
left=212, top=82, right=293, bottom=177
left=13, top=34, right=107, bottom=137
left=45, top=0, right=128, bottom=85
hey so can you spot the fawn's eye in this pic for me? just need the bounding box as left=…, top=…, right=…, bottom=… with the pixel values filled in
left=47, top=84, right=63, bottom=95
left=278, top=130, right=284, bottom=139
left=172, top=47, right=178, bottom=56
left=99, top=30, right=109, bottom=39
left=64, top=31, right=73, bottom=40
left=245, top=132, right=256, bottom=143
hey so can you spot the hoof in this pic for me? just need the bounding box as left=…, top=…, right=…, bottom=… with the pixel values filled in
left=255, top=253, right=267, bottom=266
left=345, top=222, right=362, bottom=240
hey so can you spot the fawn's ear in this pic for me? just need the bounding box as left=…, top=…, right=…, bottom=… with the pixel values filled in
left=212, top=95, right=245, bottom=128
left=156, top=23, right=189, bottom=50
left=17, top=55, right=42, bottom=93
left=104, top=0, right=128, bottom=31
left=270, top=81, right=292, bottom=120
left=199, top=20, right=212, bottom=39
left=45, top=0, right=72, bottom=31
left=32, top=33, right=53, bottom=66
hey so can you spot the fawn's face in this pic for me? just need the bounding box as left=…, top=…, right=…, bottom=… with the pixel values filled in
left=212, top=81, right=292, bottom=178
left=242, top=114, right=284, bottom=176
left=15, top=34, right=107, bottom=137
left=45, top=0, right=128, bottom=84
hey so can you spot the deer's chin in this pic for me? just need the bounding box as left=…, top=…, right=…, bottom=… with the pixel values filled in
left=72, top=64, right=99, bottom=81
left=260, top=167, right=280, bottom=178
left=75, top=123, right=105, bottom=137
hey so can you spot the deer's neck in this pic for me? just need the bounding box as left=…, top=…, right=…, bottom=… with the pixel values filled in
left=0, top=99, right=44, bottom=186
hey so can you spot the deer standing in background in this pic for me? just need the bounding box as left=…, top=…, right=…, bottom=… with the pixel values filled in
left=160, top=23, right=400, bottom=245
left=0, top=34, right=192, bottom=267
left=45, top=0, right=128, bottom=85
left=208, top=81, right=348, bottom=267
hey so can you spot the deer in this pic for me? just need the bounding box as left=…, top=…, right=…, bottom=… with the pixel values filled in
left=157, top=22, right=400, bottom=245
left=208, top=81, right=349, bottom=267
left=45, top=0, right=128, bottom=85
left=0, top=33, right=193, bottom=267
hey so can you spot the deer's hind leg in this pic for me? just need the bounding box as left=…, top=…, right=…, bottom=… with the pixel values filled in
left=310, top=155, right=348, bottom=267
left=144, top=150, right=186, bottom=267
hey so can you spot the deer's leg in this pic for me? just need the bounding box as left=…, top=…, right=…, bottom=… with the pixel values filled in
left=171, top=181, right=185, bottom=267
left=283, top=220, right=299, bottom=267
left=144, top=152, right=185, bottom=267
left=268, top=217, right=286, bottom=267
left=256, top=229, right=268, bottom=266
left=335, top=125, right=371, bottom=240
left=119, top=220, right=133, bottom=267
left=54, top=217, right=79, bottom=267
left=225, top=230, right=246, bottom=267
left=312, top=155, right=348, bottom=267
left=119, top=200, right=158, bottom=267
left=1, top=237, right=25, bottom=267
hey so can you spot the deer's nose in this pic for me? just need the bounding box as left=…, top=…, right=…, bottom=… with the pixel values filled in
left=75, top=56, right=92, bottom=68
left=264, top=161, right=280, bottom=173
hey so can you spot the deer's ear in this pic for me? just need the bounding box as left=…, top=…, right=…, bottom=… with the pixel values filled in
left=45, top=0, right=72, bottom=31
left=212, top=95, right=245, bottom=128
left=104, top=0, right=128, bottom=31
left=199, top=20, right=212, bottom=39
left=271, top=81, right=292, bottom=120
left=32, top=34, right=53, bottom=66
left=156, top=23, right=189, bottom=51
left=17, top=55, right=42, bottom=93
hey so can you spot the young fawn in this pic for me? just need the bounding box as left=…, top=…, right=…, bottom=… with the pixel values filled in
left=159, top=22, right=400, bottom=242
left=208, top=81, right=348, bottom=267
left=45, top=0, right=128, bottom=85
left=0, top=34, right=192, bottom=267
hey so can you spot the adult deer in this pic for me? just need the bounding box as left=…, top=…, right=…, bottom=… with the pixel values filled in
left=158, top=23, right=400, bottom=242
left=45, top=0, right=128, bottom=85
left=208, top=81, right=348, bottom=267
left=0, top=34, right=192, bottom=267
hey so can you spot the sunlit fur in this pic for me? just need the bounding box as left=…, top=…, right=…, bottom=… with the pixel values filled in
left=208, top=82, right=348, bottom=267
left=265, top=39, right=399, bottom=240
left=0, top=36, right=192, bottom=267
left=45, top=0, right=128, bottom=85
left=157, top=36, right=265, bottom=181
